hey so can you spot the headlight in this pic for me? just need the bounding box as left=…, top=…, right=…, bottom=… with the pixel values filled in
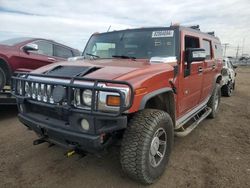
left=82, top=89, right=92, bottom=106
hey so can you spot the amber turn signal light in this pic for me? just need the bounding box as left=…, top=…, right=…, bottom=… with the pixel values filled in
left=106, top=95, right=121, bottom=106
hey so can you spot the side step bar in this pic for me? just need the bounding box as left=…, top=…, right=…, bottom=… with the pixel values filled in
left=175, top=107, right=212, bottom=137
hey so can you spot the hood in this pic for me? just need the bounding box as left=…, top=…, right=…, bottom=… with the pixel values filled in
left=32, top=59, right=176, bottom=83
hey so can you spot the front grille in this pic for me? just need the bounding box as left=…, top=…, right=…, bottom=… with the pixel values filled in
left=23, top=81, right=65, bottom=105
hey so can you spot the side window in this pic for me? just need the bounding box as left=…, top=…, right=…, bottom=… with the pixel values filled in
left=214, top=43, right=222, bottom=59
left=202, top=40, right=212, bottom=60
left=184, top=36, right=199, bottom=50
left=32, top=41, right=53, bottom=56
left=184, top=36, right=200, bottom=77
left=54, top=45, right=73, bottom=58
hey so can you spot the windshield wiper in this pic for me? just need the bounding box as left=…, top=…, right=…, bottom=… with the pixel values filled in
left=86, top=53, right=100, bottom=59
left=112, top=55, right=136, bottom=60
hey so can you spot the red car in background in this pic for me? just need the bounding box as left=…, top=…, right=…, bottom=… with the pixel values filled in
left=0, top=37, right=80, bottom=91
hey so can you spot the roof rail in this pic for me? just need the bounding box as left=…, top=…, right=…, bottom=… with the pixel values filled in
left=189, top=25, right=200, bottom=30
left=207, top=31, right=215, bottom=36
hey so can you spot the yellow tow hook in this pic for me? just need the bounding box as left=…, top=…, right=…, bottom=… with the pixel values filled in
left=66, top=150, right=76, bottom=157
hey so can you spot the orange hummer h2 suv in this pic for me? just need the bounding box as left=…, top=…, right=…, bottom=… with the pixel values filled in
left=12, top=25, right=223, bottom=184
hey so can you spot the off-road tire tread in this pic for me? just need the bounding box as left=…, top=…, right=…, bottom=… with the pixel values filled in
left=120, top=109, right=173, bottom=184
left=208, top=83, right=221, bottom=118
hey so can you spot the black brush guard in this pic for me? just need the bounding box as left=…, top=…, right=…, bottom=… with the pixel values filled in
left=12, top=72, right=134, bottom=117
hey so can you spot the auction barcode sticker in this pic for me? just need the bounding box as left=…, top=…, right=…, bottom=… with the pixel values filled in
left=152, top=30, right=174, bottom=38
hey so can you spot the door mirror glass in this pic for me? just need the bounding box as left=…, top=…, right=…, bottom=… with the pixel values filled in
left=23, top=43, right=38, bottom=52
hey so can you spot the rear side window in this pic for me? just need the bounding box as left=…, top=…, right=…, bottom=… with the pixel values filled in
left=202, top=40, right=212, bottom=60
left=54, top=45, right=73, bottom=58
left=214, top=43, right=223, bottom=59
left=33, top=40, right=53, bottom=56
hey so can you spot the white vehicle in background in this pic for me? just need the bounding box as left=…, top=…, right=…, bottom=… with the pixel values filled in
left=221, top=58, right=237, bottom=97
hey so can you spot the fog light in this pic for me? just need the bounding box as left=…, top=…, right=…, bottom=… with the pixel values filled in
left=81, top=119, right=90, bottom=131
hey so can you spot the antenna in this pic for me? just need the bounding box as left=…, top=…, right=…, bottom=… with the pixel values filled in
left=107, top=25, right=111, bottom=32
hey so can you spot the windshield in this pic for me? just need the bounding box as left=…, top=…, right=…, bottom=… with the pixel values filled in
left=83, top=29, right=176, bottom=59
left=0, top=37, right=32, bottom=46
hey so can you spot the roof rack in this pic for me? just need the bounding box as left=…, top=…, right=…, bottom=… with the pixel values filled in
left=207, top=31, right=215, bottom=36
left=189, top=25, right=200, bottom=30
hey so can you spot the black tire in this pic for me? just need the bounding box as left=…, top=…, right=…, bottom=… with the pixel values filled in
left=0, top=67, right=6, bottom=91
left=221, top=81, right=233, bottom=97
left=207, top=83, right=221, bottom=118
left=233, top=80, right=236, bottom=90
left=120, top=109, right=174, bottom=184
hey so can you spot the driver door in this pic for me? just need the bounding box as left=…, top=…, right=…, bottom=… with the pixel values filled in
left=178, top=34, right=204, bottom=116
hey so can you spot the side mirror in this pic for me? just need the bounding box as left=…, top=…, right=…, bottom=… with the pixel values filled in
left=23, top=43, right=38, bottom=53
left=185, top=48, right=206, bottom=64
left=184, top=48, right=206, bottom=77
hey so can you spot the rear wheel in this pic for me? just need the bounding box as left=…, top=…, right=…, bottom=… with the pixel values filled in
left=120, top=109, right=174, bottom=184
left=0, top=67, right=6, bottom=91
left=207, top=83, right=221, bottom=118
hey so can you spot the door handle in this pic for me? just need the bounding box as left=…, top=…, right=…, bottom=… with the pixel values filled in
left=48, top=57, right=56, bottom=61
left=198, top=67, right=203, bottom=73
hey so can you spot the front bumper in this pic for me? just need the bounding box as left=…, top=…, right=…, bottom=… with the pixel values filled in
left=17, top=100, right=127, bottom=153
